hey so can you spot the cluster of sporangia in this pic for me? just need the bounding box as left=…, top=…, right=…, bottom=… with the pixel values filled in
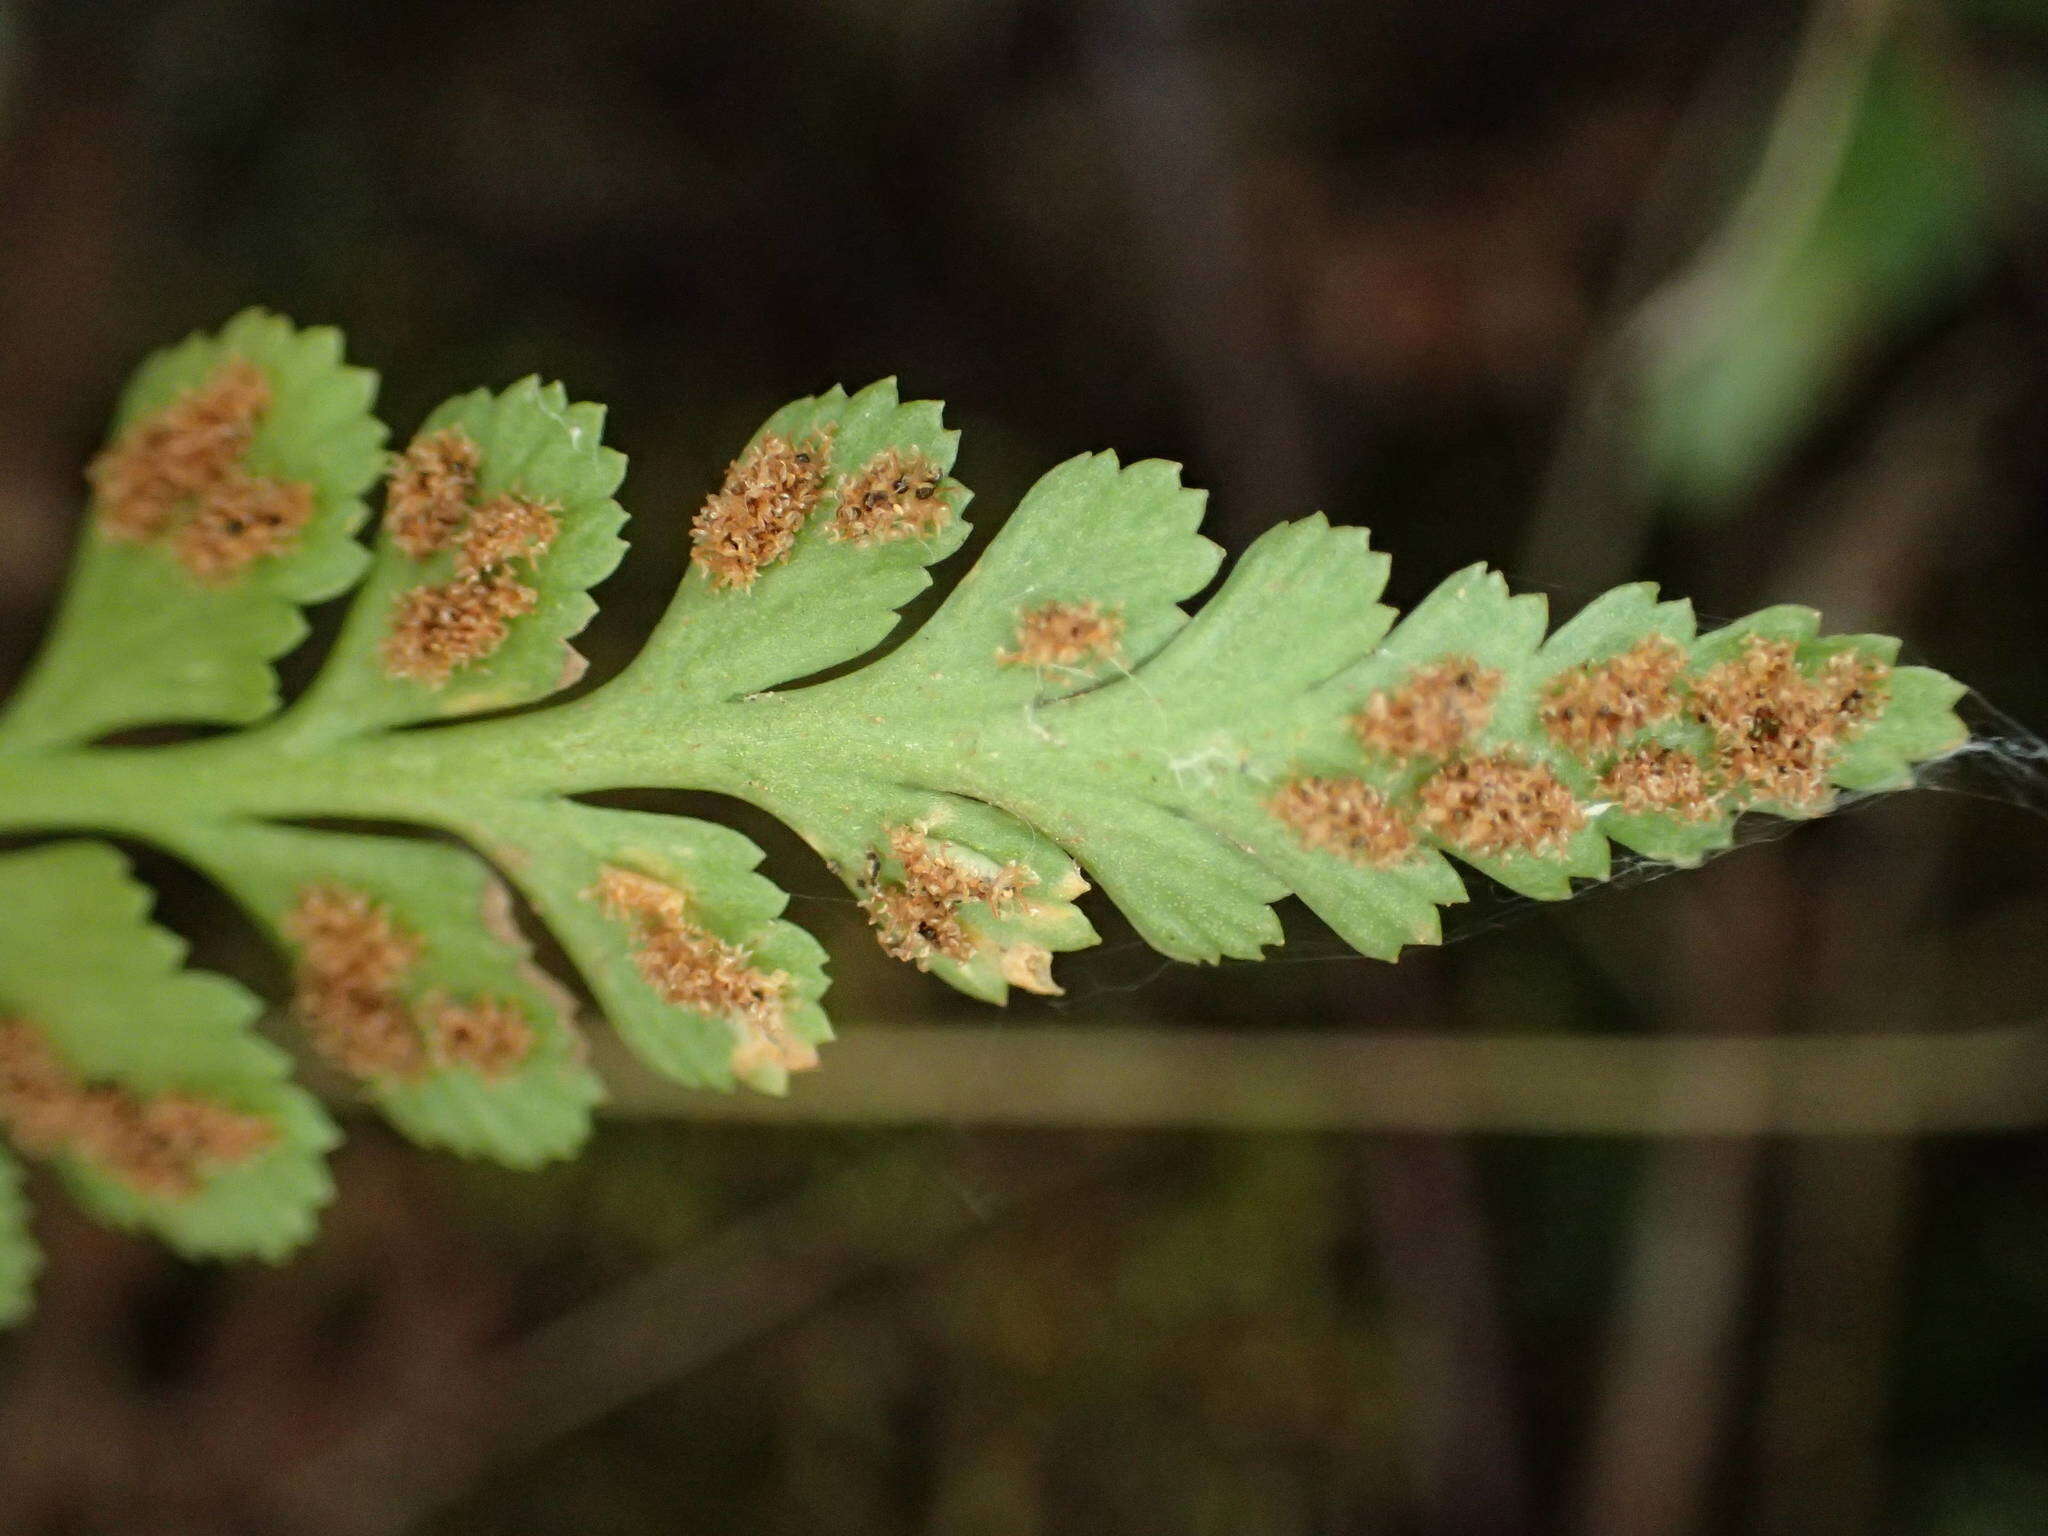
left=282, top=884, right=537, bottom=1086
left=86, top=357, right=314, bottom=583
left=0, top=1021, right=276, bottom=1198
left=0, top=345, right=1902, bottom=1205
left=380, top=428, right=562, bottom=684
left=1270, top=635, right=1886, bottom=871
left=689, top=429, right=950, bottom=588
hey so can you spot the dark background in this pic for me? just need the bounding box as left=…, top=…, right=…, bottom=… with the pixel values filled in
left=3, top=1, right=2048, bottom=1532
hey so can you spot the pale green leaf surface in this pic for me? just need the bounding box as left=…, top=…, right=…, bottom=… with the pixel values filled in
left=1026, top=794, right=1290, bottom=963
left=1121, top=519, right=1467, bottom=955
left=1639, top=44, right=1990, bottom=511
left=1131, top=514, right=1395, bottom=703
left=1833, top=665, right=1969, bottom=789
left=175, top=823, right=601, bottom=1166
left=0, top=311, right=385, bottom=750
left=0, top=841, right=336, bottom=1259
left=291, top=379, right=627, bottom=733
left=475, top=801, right=831, bottom=1094
left=635, top=380, right=970, bottom=701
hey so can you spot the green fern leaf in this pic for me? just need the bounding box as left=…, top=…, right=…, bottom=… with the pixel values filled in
left=0, top=842, right=336, bottom=1263
left=0, top=322, right=1980, bottom=1324
left=289, top=378, right=627, bottom=735
left=0, top=310, right=385, bottom=750
left=173, top=822, right=602, bottom=1165
left=593, top=445, right=1964, bottom=983
left=473, top=801, right=833, bottom=1093
left=628, top=378, right=969, bottom=700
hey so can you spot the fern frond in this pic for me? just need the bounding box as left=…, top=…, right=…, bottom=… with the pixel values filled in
left=0, top=315, right=1974, bottom=1320
left=593, top=441, right=1960, bottom=978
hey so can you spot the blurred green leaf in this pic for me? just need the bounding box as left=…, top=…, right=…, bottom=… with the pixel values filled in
left=0, top=841, right=336, bottom=1262
left=1639, top=41, right=1990, bottom=510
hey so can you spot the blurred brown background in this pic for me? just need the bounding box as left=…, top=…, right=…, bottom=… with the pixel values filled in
left=4, top=0, right=2048, bottom=1532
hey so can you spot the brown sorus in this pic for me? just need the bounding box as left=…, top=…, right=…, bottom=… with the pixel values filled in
left=1599, top=744, right=1719, bottom=821
left=0, top=1020, right=276, bottom=1198
left=1269, top=776, right=1419, bottom=867
left=424, top=996, right=536, bottom=1081
left=89, top=356, right=318, bottom=581
left=283, top=885, right=430, bottom=1081
left=1691, top=635, right=1890, bottom=807
left=997, top=600, right=1125, bottom=673
left=1354, top=657, right=1503, bottom=761
left=382, top=571, right=540, bottom=684
left=690, top=432, right=831, bottom=589
left=91, top=358, right=273, bottom=543
left=172, top=471, right=316, bottom=583
left=828, top=447, right=950, bottom=545
left=386, top=428, right=483, bottom=558
left=592, top=867, right=815, bottom=1079
left=1417, top=753, right=1586, bottom=858
left=1540, top=635, right=1688, bottom=757
left=859, top=826, right=1033, bottom=965
left=456, top=494, right=560, bottom=577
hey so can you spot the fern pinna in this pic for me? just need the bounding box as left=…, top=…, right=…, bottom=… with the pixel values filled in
left=0, top=311, right=1967, bottom=1323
